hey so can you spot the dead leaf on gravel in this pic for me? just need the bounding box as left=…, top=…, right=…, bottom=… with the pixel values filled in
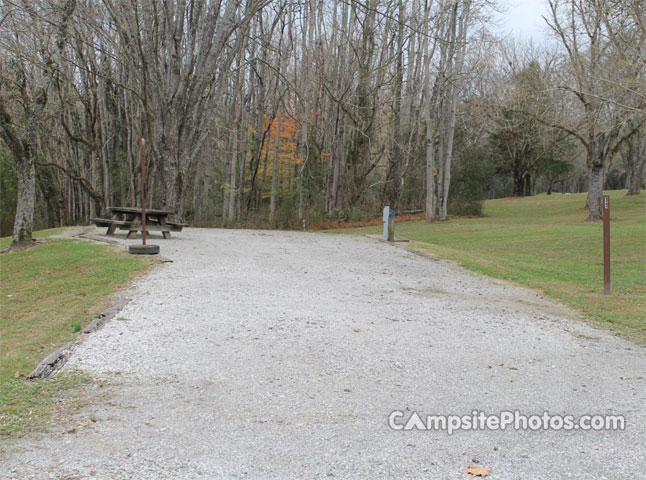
left=461, top=465, right=490, bottom=477
left=508, top=367, right=518, bottom=370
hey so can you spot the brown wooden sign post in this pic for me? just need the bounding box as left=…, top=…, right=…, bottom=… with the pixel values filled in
left=128, top=138, right=159, bottom=255
left=141, top=138, right=147, bottom=246
left=603, top=195, right=610, bottom=294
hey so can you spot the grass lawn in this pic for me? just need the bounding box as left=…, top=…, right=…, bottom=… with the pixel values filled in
left=0, top=228, right=152, bottom=437
left=329, top=190, right=646, bottom=340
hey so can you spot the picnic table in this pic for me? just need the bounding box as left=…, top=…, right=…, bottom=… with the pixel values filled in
left=91, top=206, right=186, bottom=239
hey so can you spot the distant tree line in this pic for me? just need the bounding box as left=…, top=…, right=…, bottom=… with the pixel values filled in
left=0, top=0, right=644, bottom=247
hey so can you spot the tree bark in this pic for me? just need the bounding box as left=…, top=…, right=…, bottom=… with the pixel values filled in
left=625, top=120, right=645, bottom=195
left=12, top=150, right=36, bottom=246
left=586, top=150, right=605, bottom=221
left=382, top=0, right=405, bottom=209
left=512, top=153, right=524, bottom=196
left=269, top=104, right=282, bottom=222
left=424, top=118, right=436, bottom=222
left=0, top=98, right=38, bottom=247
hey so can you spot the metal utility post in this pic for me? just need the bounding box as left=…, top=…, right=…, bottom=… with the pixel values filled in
left=383, top=206, right=395, bottom=242
left=141, top=138, right=147, bottom=246
left=383, top=206, right=390, bottom=241
left=603, top=195, right=610, bottom=294
left=128, top=138, right=159, bottom=255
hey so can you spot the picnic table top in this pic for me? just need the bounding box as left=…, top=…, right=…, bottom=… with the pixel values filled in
left=108, top=206, right=174, bottom=216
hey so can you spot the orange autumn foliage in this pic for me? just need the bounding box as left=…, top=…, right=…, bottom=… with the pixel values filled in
left=245, top=113, right=328, bottom=200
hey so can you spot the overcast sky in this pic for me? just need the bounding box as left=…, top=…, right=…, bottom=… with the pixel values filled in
left=492, top=0, right=552, bottom=44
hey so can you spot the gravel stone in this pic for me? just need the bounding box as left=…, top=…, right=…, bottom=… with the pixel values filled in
left=1, top=227, right=644, bottom=479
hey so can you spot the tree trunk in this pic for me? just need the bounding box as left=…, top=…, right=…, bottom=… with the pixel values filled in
left=625, top=124, right=645, bottom=195
left=586, top=130, right=614, bottom=221
left=512, top=155, right=524, bottom=197
left=269, top=105, right=282, bottom=222
left=297, top=0, right=315, bottom=222
left=424, top=122, right=436, bottom=223
left=227, top=54, right=246, bottom=221
left=437, top=0, right=470, bottom=221
left=257, top=129, right=271, bottom=211
left=627, top=161, right=645, bottom=195
left=0, top=91, right=43, bottom=249
left=524, top=172, right=533, bottom=196
left=12, top=152, right=36, bottom=247
left=421, top=0, right=435, bottom=223
left=329, top=138, right=341, bottom=217
left=439, top=82, right=459, bottom=220
left=382, top=0, right=405, bottom=209
left=586, top=161, right=604, bottom=221
left=227, top=128, right=238, bottom=221
left=158, top=124, right=180, bottom=211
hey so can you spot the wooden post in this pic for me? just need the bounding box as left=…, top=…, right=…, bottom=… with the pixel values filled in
left=141, top=138, right=147, bottom=246
left=603, top=195, right=610, bottom=294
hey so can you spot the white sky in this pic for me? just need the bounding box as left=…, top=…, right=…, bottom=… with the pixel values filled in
left=492, top=0, right=551, bottom=44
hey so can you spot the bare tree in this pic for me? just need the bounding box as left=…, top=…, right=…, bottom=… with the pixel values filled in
left=545, top=0, right=645, bottom=220
left=624, top=118, right=645, bottom=195
left=0, top=0, right=76, bottom=247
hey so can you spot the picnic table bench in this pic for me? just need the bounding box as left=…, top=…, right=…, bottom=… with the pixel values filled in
left=91, top=206, right=187, bottom=239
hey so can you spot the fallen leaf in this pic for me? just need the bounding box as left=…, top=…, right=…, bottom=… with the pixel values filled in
left=508, top=367, right=518, bottom=371
left=66, top=428, right=77, bottom=434
left=487, top=365, right=492, bottom=369
left=13, top=372, right=24, bottom=378
left=353, top=328, right=361, bottom=332
left=461, top=465, right=490, bottom=477
left=471, top=458, right=480, bottom=463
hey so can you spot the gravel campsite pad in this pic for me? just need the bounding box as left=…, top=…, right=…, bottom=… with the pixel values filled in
left=1, top=228, right=644, bottom=479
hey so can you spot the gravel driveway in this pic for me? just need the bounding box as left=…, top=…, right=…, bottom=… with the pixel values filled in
left=1, top=228, right=644, bottom=479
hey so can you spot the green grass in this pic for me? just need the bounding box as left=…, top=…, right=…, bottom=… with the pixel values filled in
left=0, top=372, right=92, bottom=438
left=0, top=226, right=70, bottom=250
left=0, top=228, right=151, bottom=436
left=329, top=190, right=646, bottom=340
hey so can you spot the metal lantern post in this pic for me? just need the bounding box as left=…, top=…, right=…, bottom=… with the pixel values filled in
left=128, top=138, right=159, bottom=255
left=141, top=138, right=147, bottom=246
